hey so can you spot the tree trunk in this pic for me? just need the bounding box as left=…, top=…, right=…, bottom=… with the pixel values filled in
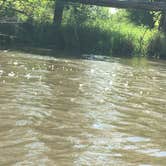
left=159, top=12, right=166, bottom=32
left=53, top=0, right=65, bottom=26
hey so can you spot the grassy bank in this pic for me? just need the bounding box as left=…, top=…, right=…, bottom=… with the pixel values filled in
left=0, top=10, right=165, bottom=58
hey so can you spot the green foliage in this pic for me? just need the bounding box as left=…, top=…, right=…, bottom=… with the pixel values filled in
left=126, top=9, right=155, bottom=28
left=60, top=9, right=156, bottom=56
left=63, top=4, right=109, bottom=26
left=0, top=0, right=53, bottom=23
left=0, top=0, right=165, bottom=58
left=147, top=32, right=166, bottom=58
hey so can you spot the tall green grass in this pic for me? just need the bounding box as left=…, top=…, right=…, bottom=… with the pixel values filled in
left=61, top=17, right=156, bottom=56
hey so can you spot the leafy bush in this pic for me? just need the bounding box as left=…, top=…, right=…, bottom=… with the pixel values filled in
left=147, top=33, right=166, bottom=58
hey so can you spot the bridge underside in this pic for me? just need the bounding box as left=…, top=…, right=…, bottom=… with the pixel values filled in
left=54, top=0, right=166, bottom=26
left=66, top=0, right=166, bottom=11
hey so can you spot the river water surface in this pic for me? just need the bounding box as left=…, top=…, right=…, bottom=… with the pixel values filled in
left=0, top=51, right=166, bottom=166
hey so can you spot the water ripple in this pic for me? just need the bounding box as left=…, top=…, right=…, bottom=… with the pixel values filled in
left=0, top=52, right=166, bottom=165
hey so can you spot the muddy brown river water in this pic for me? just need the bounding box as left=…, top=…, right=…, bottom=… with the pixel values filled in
left=0, top=51, right=166, bottom=166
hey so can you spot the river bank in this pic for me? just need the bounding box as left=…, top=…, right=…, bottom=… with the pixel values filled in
left=0, top=9, right=165, bottom=59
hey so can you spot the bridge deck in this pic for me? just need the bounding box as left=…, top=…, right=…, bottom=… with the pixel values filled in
left=66, top=0, right=166, bottom=11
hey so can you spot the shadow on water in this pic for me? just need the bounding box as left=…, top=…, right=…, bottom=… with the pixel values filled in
left=6, top=46, right=115, bottom=63
left=6, top=47, right=109, bottom=61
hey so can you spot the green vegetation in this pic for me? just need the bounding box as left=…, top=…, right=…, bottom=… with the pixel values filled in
left=0, top=0, right=166, bottom=58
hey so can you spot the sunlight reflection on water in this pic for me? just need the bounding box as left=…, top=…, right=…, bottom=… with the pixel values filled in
left=0, top=51, right=166, bottom=165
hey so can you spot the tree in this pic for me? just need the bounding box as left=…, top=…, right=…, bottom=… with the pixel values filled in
left=126, top=9, right=155, bottom=28
left=53, top=0, right=65, bottom=26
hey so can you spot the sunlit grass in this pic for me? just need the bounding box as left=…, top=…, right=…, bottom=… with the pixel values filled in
left=61, top=13, right=157, bottom=56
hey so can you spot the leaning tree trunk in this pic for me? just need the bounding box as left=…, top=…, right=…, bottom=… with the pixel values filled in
left=53, top=0, right=65, bottom=26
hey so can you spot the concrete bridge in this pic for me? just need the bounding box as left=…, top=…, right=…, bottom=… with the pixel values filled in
left=66, top=0, right=166, bottom=11
left=54, top=0, right=166, bottom=25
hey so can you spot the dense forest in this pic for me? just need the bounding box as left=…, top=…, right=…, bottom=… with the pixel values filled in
left=0, top=0, right=166, bottom=58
